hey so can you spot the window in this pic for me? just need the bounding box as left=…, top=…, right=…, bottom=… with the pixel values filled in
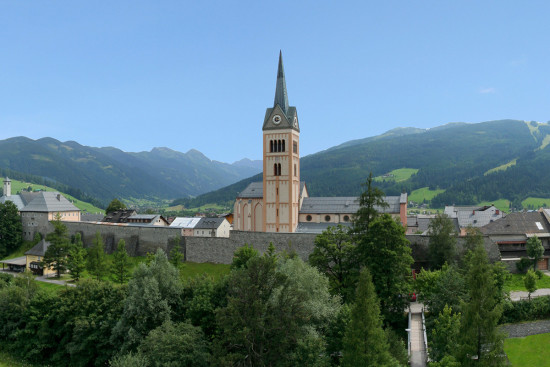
left=325, top=215, right=331, bottom=222
left=282, top=140, right=285, bottom=152
left=343, top=215, right=350, bottom=222
left=274, top=164, right=278, bottom=176
left=306, top=215, right=312, bottom=222
left=274, top=163, right=281, bottom=176
left=270, top=140, right=273, bottom=152
left=293, top=142, right=297, bottom=153
left=294, top=164, right=296, bottom=176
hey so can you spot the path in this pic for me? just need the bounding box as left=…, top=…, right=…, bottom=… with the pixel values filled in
left=509, top=288, right=550, bottom=301
left=0, top=269, right=75, bottom=287
left=409, top=302, right=427, bottom=367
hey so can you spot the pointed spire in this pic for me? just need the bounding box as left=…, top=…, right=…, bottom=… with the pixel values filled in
left=274, top=50, right=289, bottom=114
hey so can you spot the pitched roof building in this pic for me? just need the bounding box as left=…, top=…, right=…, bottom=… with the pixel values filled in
left=233, top=53, right=407, bottom=234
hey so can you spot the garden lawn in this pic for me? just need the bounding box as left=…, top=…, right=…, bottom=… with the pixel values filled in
left=504, top=333, right=550, bottom=366
left=36, top=281, right=65, bottom=295
left=504, top=273, right=550, bottom=292
left=180, top=262, right=231, bottom=281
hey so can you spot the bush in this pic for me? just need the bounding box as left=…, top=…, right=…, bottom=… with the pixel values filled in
left=535, top=270, right=544, bottom=280
left=516, top=257, right=532, bottom=273
left=501, top=296, right=550, bottom=323
left=0, top=272, right=13, bottom=287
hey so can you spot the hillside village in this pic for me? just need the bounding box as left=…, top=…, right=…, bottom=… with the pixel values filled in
left=1, top=54, right=550, bottom=367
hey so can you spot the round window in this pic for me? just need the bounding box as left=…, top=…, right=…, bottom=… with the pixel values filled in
left=343, top=215, right=350, bottom=222
left=306, top=215, right=312, bottom=222
left=325, top=215, right=331, bottom=222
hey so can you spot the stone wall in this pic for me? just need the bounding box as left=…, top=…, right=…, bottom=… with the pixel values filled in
left=184, top=230, right=318, bottom=264
left=64, top=222, right=183, bottom=255
left=62, top=222, right=503, bottom=267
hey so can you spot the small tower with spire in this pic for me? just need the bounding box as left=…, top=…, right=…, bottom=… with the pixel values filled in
left=262, top=51, right=301, bottom=233
left=3, top=177, right=11, bottom=197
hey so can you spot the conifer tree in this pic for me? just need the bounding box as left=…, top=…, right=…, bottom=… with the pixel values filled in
left=87, top=232, right=108, bottom=281
left=428, top=213, right=457, bottom=269
left=458, top=244, right=505, bottom=366
left=66, top=232, right=87, bottom=281
left=341, top=268, right=394, bottom=367
left=169, top=238, right=184, bottom=271
left=43, top=215, right=71, bottom=278
left=0, top=201, right=22, bottom=258
left=352, top=172, right=388, bottom=236
left=111, top=239, right=131, bottom=284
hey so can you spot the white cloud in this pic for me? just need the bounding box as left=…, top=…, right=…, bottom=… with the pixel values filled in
left=479, top=87, right=496, bottom=94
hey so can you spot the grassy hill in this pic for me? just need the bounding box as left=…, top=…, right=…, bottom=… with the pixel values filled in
left=173, top=119, right=550, bottom=211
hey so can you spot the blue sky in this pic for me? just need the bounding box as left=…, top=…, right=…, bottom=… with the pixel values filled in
left=1, top=1, right=549, bottom=163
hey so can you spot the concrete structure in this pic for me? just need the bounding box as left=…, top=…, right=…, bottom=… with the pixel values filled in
left=233, top=53, right=407, bottom=234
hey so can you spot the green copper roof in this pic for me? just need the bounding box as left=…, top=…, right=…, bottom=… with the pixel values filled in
left=273, top=50, right=289, bottom=114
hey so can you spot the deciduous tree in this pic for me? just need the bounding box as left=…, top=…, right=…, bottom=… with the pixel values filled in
left=105, top=198, right=126, bottom=214
left=230, top=243, right=258, bottom=270
left=169, top=237, right=184, bottom=271
left=309, top=224, right=358, bottom=302
left=524, top=269, right=537, bottom=300
left=430, top=305, right=461, bottom=363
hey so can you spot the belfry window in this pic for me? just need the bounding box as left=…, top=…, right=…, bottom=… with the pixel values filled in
left=282, top=140, right=285, bottom=152
left=293, top=142, right=297, bottom=153
left=273, top=163, right=282, bottom=176
left=270, top=140, right=273, bottom=152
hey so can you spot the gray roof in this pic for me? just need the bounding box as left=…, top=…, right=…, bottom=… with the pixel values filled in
left=296, top=222, right=352, bottom=234
left=169, top=217, right=202, bottom=229
left=481, top=212, right=550, bottom=236
left=238, top=182, right=264, bottom=198
left=0, top=194, right=26, bottom=210
left=444, top=205, right=504, bottom=228
left=25, top=239, right=52, bottom=256
left=195, top=217, right=226, bottom=229
left=101, top=209, right=137, bottom=223
left=20, top=192, right=80, bottom=213
left=300, top=195, right=404, bottom=215
left=129, top=214, right=158, bottom=220
left=274, top=51, right=289, bottom=115
left=238, top=181, right=307, bottom=199
left=0, top=256, right=27, bottom=266
left=81, top=213, right=105, bottom=222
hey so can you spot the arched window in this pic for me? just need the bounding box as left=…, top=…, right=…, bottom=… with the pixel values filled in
left=270, top=140, right=273, bottom=152
left=274, top=164, right=277, bottom=176
left=278, top=140, right=282, bottom=152
left=277, top=163, right=281, bottom=176
left=282, top=140, right=285, bottom=152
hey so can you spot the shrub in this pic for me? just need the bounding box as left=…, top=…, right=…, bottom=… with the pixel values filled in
left=535, top=270, right=544, bottom=280
left=516, top=257, right=532, bottom=273
left=501, top=296, right=550, bottom=323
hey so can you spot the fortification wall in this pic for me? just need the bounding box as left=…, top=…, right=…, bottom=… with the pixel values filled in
left=184, top=230, right=318, bottom=264
left=64, top=222, right=183, bottom=255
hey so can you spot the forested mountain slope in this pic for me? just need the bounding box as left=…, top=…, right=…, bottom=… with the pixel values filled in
left=177, top=120, right=550, bottom=209
left=0, top=137, right=261, bottom=204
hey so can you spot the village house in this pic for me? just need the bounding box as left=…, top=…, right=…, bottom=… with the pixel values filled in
left=193, top=217, right=231, bottom=237
left=169, top=217, right=202, bottom=236
left=445, top=204, right=504, bottom=235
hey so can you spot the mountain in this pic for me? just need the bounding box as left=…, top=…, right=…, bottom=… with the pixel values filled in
left=175, top=119, right=550, bottom=209
left=0, top=137, right=261, bottom=204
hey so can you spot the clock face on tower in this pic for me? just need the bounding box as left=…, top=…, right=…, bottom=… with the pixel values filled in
left=272, top=115, right=281, bottom=125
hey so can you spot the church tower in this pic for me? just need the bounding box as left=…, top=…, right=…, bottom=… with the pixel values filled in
left=3, top=177, right=11, bottom=197
left=262, top=52, right=300, bottom=232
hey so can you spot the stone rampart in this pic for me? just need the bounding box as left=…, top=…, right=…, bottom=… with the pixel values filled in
left=64, top=222, right=183, bottom=255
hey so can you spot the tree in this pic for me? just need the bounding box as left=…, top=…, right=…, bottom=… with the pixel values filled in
left=526, top=235, right=544, bottom=270
left=524, top=269, right=537, bottom=300
left=458, top=244, right=505, bottom=366
left=428, top=213, right=457, bottom=269
left=138, top=320, right=210, bottom=367
left=111, top=249, right=182, bottom=353
left=416, top=265, right=467, bottom=318
left=0, top=201, right=23, bottom=258
left=87, top=232, right=108, bottom=281
left=43, top=216, right=71, bottom=278
left=230, top=243, right=259, bottom=270
left=341, top=268, right=395, bottom=367
left=352, top=172, right=388, bottom=236
left=309, top=225, right=358, bottom=302
left=359, top=214, right=413, bottom=324
left=169, top=238, right=184, bottom=270
left=111, top=239, right=132, bottom=284
left=66, top=232, right=87, bottom=281
left=214, top=255, right=312, bottom=366
left=430, top=305, right=461, bottom=363
left=105, top=198, right=126, bottom=214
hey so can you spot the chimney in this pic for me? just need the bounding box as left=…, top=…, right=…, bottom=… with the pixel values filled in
left=496, top=210, right=500, bottom=215
left=57, top=194, right=61, bottom=201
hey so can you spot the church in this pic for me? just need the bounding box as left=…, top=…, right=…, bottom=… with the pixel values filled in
left=233, top=52, right=407, bottom=233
